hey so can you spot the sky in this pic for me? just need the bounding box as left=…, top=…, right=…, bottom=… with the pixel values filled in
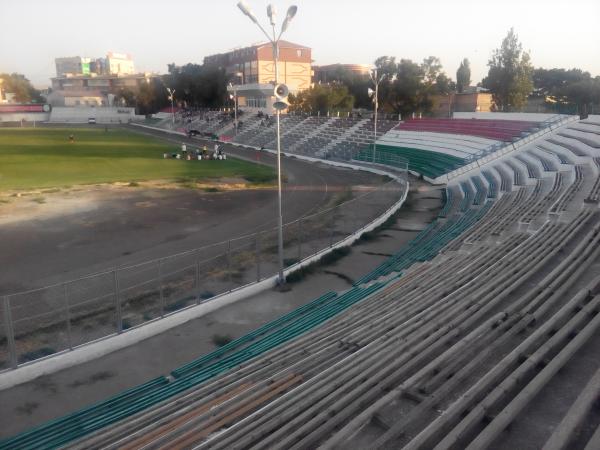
left=1, top=0, right=599, bottom=88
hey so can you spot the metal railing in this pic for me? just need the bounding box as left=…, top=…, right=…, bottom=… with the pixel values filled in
left=0, top=177, right=406, bottom=371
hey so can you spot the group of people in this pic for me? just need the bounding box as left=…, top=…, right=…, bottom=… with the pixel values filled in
left=163, top=143, right=227, bottom=161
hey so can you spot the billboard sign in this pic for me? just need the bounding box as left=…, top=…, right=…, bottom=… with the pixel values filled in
left=0, top=104, right=51, bottom=113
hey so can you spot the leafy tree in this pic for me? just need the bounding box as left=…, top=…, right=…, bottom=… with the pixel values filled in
left=135, top=78, right=169, bottom=115
left=288, top=84, right=354, bottom=115
left=433, top=73, right=456, bottom=95
left=482, top=28, right=534, bottom=111
left=380, top=59, right=429, bottom=118
left=0, top=73, right=43, bottom=103
left=456, top=58, right=471, bottom=93
left=165, top=63, right=228, bottom=108
left=115, top=88, right=136, bottom=107
left=421, top=56, right=443, bottom=88
left=316, top=65, right=372, bottom=109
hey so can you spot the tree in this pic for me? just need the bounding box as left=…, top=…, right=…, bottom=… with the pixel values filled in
left=456, top=58, right=471, bottom=93
left=482, top=28, right=534, bottom=111
left=288, top=84, right=354, bottom=115
left=380, top=59, right=429, bottom=118
left=317, top=65, right=372, bottom=109
left=115, top=88, right=136, bottom=107
left=421, top=56, right=443, bottom=89
left=165, top=63, right=228, bottom=108
left=135, top=78, right=169, bottom=115
left=0, top=73, right=43, bottom=103
left=434, top=73, right=456, bottom=95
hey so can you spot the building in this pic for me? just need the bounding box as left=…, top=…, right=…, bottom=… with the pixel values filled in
left=55, top=56, right=92, bottom=77
left=49, top=52, right=153, bottom=107
left=48, top=73, right=155, bottom=107
left=206, top=40, right=312, bottom=112
left=55, top=52, right=135, bottom=78
left=431, top=89, right=493, bottom=117
left=106, top=52, right=135, bottom=75
left=313, top=63, right=371, bottom=83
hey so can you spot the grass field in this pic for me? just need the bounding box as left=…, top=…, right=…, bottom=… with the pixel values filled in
left=0, top=127, right=275, bottom=190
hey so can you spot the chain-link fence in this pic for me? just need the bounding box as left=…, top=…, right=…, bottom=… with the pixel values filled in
left=0, top=176, right=406, bottom=371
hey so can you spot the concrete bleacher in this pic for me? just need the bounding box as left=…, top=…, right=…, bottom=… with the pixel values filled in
left=6, top=114, right=600, bottom=450
left=395, top=117, right=540, bottom=141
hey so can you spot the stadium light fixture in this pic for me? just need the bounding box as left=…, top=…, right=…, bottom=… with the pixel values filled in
left=267, top=4, right=277, bottom=26
left=237, top=1, right=258, bottom=23
left=237, top=1, right=299, bottom=288
left=280, top=5, right=297, bottom=34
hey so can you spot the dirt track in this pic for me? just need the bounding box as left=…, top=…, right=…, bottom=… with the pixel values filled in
left=0, top=126, right=387, bottom=294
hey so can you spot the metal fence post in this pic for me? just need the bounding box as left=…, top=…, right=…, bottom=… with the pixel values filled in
left=255, top=232, right=261, bottom=282
left=297, top=219, right=302, bottom=261
left=113, top=269, right=122, bottom=333
left=159, top=259, right=165, bottom=316
left=329, top=213, right=335, bottom=247
left=63, top=283, right=73, bottom=350
left=227, top=240, right=232, bottom=288
left=195, top=253, right=201, bottom=304
left=3, top=296, right=17, bottom=369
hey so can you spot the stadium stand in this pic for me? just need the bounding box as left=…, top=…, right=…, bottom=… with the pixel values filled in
left=395, top=117, right=540, bottom=141
left=354, top=144, right=466, bottom=179
left=4, top=114, right=600, bottom=450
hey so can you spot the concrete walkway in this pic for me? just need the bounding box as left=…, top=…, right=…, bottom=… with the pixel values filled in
left=0, top=179, right=442, bottom=439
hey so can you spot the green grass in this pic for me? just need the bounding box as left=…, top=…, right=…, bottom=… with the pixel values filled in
left=0, top=128, right=276, bottom=191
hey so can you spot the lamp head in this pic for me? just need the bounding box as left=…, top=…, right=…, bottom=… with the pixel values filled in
left=281, top=5, right=298, bottom=33
left=273, top=100, right=288, bottom=111
left=267, top=4, right=277, bottom=26
left=237, top=1, right=258, bottom=23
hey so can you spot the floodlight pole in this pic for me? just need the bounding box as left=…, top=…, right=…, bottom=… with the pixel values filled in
left=273, top=40, right=285, bottom=287
left=233, top=85, right=238, bottom=135
left=238, top=2, right=297, bottom=287
left=370, top=68, right=386, bottom=164
left=373, top=68, right=379, bottom=164
left=166, top=87, right=175, bottom=129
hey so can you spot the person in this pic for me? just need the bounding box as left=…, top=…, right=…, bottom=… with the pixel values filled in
left=197, top=154, right=202, bottom=161
left=181, top=143, right=187, bottom=153
left=163, top=153, right=167, bottom=159
left=68, top=134, right=75, bottom=143
left=176, top=153, right=181, bottom=160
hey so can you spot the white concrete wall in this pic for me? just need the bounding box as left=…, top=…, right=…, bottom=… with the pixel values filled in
left=49, top=106, right=142, bottom=123
left=0, top=112, right=50, bottom=123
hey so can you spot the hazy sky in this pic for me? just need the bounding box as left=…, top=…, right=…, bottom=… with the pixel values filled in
left=1, top=0, right=599, bottom=87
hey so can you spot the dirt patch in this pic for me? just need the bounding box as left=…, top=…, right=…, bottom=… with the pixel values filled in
left=0, top=177, right=275, bottom=225
left=15, top=402, right=40, bottom=416
left=67, top=371, right=116, bottom=388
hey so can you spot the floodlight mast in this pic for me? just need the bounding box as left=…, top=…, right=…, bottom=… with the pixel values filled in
left=229, top=72, right=243, bottom=134
left=166, top=87, right=176, bottom=129
left=369, top=63, right=388, bottom=164
left=237, top=1, right=298, bottom=287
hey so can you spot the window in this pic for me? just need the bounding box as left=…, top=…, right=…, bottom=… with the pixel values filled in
left=296, top=50, right=302, bottom=57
